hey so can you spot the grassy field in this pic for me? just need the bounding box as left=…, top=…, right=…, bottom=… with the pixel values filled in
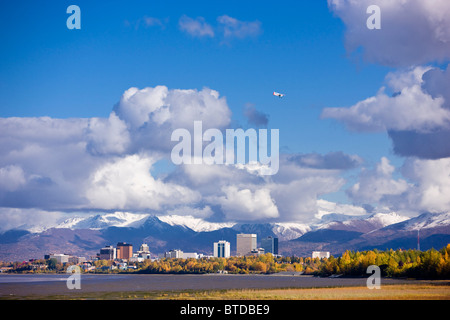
left=203, top=284, right=450, bottom=300
left=5, top=282, right=449, bottom=300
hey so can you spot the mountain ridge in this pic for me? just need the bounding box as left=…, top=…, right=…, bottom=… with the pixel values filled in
left=0, top=211, right=448, bottom=262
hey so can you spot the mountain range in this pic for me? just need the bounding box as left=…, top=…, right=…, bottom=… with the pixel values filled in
left=0, top=211, right=449, bottom=262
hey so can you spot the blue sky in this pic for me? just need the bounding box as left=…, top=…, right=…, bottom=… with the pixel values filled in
left=0, top=1, right=395, bottom=168
left=1, top=0, right=449, bottom=227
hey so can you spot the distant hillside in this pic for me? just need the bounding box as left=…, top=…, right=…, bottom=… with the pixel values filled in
left=0, top=212, right=449, bottom=262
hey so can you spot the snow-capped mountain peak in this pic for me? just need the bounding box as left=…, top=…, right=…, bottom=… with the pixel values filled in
left=271, top=222, right=311, bottom=241
left=365, top=212, right=409, bottom=228
left=157, top=215, right=235, bottom=232
left=403, top=212, right=450, bottom=230
left=315, top=211, right=410, bottom=233
left=56, top=212, right=150, bottom=230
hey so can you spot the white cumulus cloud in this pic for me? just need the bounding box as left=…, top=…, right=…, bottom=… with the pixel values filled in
left=322, top=66, right=450, bottom=133
left=215, top=185, right=279, bottom=221
left=0, top=165, right=26, bottom=192
left=402, top=157, right=450, bottom=213
left=86, top=154, right=200, bottom=211
left=347, top=157, right=411, bottom=205
left=328, top=0, right=450, bottom=66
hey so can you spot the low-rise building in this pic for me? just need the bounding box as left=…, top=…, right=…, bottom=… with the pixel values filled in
left=68, top=256, right=86, bottom=264
left=247, top=248, right=265, bottom=257
left=182, top=252, right=200, bottom=259
left=312, top=251, right=330, bottom=259
left=165, top=249, right=183, bottom=258
left=129, top=256, right=144, bottom=263
left=116, top=262, right=127, bottom=270
left=140, top=253, right=151, bottom=260
left=49, top=254, right=70, bottom=264
left=0, top=267, right=13, bottom=273
left=81, top=263, right=95, bottom=272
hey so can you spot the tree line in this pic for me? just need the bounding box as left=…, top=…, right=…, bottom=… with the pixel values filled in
left=130, top=245, right=450, bottom=279
left=316, top=245, right=450, bottom=279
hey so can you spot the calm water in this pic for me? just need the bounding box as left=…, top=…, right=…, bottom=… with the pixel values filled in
left=0, top=273, right=431, bottom=298
left=0, top=274, right=72, bottom=283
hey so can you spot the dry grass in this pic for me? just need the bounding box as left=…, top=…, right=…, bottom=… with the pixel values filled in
left=201, top=284, right=450, bottom=300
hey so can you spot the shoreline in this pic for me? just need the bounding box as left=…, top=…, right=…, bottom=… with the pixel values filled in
left=0, top=271, right=445, bottom=280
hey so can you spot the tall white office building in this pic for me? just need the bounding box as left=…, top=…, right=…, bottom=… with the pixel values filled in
left=236, top=234, right=257, bottom=256
left=213, top=240, right=231, bottom=258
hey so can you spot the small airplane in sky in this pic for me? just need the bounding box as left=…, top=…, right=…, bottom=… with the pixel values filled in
left=273, top=91, right=285, bottom=98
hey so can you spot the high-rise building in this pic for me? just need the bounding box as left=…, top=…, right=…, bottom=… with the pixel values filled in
left=140, top=243, right=150, bottom=253
left=213, top=240, right=231, bottom=258
left=116, top=242, right=133, bottom=260
left=261, top=236, right=278, bottom=255
left=99, top=245, right=116, bottom=260
left=236, top=234, right=257, bottom=256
